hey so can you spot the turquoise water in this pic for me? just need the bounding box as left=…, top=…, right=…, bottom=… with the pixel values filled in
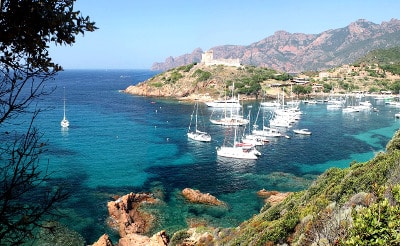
left=11, top=69, right=400, bottom=243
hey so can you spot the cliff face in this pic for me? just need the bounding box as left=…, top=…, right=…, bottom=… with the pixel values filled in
left=151, top=48, right=204, bottom=71
left=151, top=19, right=400, bottom=72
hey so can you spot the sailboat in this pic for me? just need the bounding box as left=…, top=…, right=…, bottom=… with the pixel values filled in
left=209, top=83, right=249, bottom=126
left=241, top=110, right=269, bottom=146
left=187, top=100, right=211, bottom=142
left=60, top=87, right=70, bottom=128
left=252, top=103, right=283, bottom=138
left=217, top=126, right=260, bottom=160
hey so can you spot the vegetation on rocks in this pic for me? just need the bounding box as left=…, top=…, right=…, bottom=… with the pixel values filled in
left=127, top=63, right=292, bottom=99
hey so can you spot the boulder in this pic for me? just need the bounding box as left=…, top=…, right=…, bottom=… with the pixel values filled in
left=91, top=234, right=113, bottom=246
left=182, top=188, right=224, bottom=206
left=257, top=189, right=292, bottom=206
left=118, top=230, right=169, bottom=246
left=257, top=189, right=279, bottom=198
left=266, top=192, right=292, bottom=206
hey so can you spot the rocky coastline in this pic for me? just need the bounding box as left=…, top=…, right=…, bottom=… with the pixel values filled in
left=90, top=188, right=288, bottom=246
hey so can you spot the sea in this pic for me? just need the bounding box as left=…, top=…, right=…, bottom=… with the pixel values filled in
left=13, top=69, right=400, bottom=243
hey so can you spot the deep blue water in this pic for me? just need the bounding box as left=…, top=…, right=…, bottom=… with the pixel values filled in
left=14, top=69, right=400, bottom=243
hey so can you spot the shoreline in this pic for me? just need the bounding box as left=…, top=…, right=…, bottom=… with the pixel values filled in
left=124, top=90, right=399, bottom=104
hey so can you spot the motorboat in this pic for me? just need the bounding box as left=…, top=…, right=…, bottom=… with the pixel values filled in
left=205, top=98, right=241, bottom=108
left=293, top=129, right=312, bottom=135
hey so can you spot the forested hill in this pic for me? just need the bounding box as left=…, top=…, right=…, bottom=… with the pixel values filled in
left=356, top=46, right=400, bottom=75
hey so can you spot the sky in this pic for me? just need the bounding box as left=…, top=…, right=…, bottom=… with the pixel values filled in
left=49, top=0, right=400, bottom=70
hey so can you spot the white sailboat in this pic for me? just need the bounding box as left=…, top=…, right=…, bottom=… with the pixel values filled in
left=210, top=83, right=249, bottom=126
left=60, top=87, right=70, bottom=128
left=242, top=110, right=269, bottom=146
left=217, top=126, right=260, bottom=160
left=252, top=103, right=283, bottom=138
left=187, top=101, right=211, bottom=142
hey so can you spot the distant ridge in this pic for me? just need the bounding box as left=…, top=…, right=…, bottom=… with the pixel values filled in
left=151, top=18, right=400, bottom=72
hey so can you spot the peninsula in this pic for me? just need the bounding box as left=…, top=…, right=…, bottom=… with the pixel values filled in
left=124, top=48, right=400, bottom=102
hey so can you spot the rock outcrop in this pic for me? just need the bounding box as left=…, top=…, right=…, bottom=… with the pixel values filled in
left=118, top=230, right=169, bottom=246
left=182, top=188, right=224, bottom=206
left=91, top=234, right=114, bottom=246
left=107, top=192, right=158, bottom=237
left=124, top=63, right=259, bottom=100
left=257, top=189, right=292, bottom=206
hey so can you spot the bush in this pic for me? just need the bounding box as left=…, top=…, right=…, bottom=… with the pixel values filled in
left=169, top=230, right=191, bottom=246
left=343, top=185, right=400, bottom=245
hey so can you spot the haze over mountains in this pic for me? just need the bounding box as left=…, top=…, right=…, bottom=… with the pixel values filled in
left=151, top=18, right=400, bottom=73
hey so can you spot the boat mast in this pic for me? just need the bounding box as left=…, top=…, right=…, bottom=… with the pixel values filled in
left=195, top=101, right=198, bottom=132
left=63, top=87, right=67, bottom=120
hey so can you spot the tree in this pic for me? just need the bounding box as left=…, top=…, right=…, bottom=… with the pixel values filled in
left=0, top=0, right=97, bottom=244
left=292, top=85, right=312, bottom=97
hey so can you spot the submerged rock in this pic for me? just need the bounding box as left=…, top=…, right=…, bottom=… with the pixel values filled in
left=182, top=188, right=224, bottom=206
left=35, top=221, right=85, bottom=246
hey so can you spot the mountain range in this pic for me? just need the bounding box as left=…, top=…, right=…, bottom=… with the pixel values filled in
left=151, top=18, right=400, bottom=73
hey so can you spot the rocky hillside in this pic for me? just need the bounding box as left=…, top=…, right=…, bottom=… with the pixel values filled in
left=124, top=64, right=291, bottom=101
left=152, top=18, right=400, bottom=73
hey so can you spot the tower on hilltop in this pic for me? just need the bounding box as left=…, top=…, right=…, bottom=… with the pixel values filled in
left=201, top=50, right=241, bottom=67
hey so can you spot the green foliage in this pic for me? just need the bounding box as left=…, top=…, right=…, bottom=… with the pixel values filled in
left=0, top=0, right=97, bottom=71
left=151, top=82, right=163, bottom=88
left=369, top=86, right=380, bottom=93
left=292, top=85, right=313, bottom=96
left=169, top=230, right=191, bottom=246
left=381, top=64, right=400, bottom=75
left=322, top=82, right=333, bottom=93
left=34, top=221, right=85, bottom=246
left=235, top=77, right=262, bottom=95
left=244, top=66, right=291, bottom=81
left=356, top=46, right=400, bottom=65
left=177, top=63, right=195, bottom=72
left=192, top=69, right=212, bottom=82
left=261, top=210, right=299, bottom=243
left=163, top=71, right=183, bottom=84
left=389, top=80, right=400, bottom=93
left=343, top=185, right=400, bottom=245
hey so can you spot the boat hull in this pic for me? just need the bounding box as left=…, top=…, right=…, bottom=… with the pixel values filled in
left=217, top=146, right=258, bottom=159
left=187, top=132, right=211, bottom=142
